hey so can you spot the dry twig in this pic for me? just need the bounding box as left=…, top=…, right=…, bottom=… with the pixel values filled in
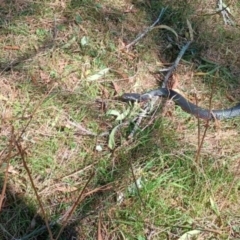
left=125, top=8, right=167, bottom=49
left=128, top=40, right=191, bottom=138
left=161, top=41, right=192, bottom=88
left=217, top=0, right=235, bottom=26
left=55, top=172, right=95, bottom=240
left=195, top=79, right=216, bottom=164
left=13, top=136, right=54, bottom=240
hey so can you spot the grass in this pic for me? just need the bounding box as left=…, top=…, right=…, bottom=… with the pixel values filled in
left=0, top=0, right=240, bottom=239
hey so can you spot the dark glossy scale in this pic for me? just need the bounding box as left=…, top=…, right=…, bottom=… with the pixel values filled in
left=122, top=88, right=240, bottom=120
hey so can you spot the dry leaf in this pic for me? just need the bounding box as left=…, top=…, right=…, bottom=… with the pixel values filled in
left=4, top=46, right=20, bottom=50
left=30, top=74, right=39, bottom=86
left=118, top=38, right=126, bottom=49
left=171, top=74, right=179, bottom=89
left=8, top=165, right=18, bottom=174
left=123, top=5, right=137, bottom=13
left=112, top=81, right=121, bottom=94
left=225, top=93, right=236, bottom=102
left=39, top=71, right=51, bottom=83
left=100, top=84, right=110, bottom=98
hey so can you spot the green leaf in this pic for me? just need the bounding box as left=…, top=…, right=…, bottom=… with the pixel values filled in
left=116, top=108, right=130, bottom=121
left=154, top=24, right=178, bottom=39
left=80, top=36, right=89, bottom=47
left=186, top=19, right=194, bottom=41
left=170, top=182, right=188, bottom=191
left=106, top=109, right=120, bottom=118
left=61, top=36, right=76, bottom=49
left=85, top=68, right=110, bottom=81
left=108, top=124, right=121, bottom=150
left=178, top=230, right=201, bottom=240
left=210, top=197, right=220, bottom=216
left=107, top=108, right=131, bottom=121
left=75, top=14, right=82, bottom=24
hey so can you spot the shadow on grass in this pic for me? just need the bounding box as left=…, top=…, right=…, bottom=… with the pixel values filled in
left=0, top=182, right=78, bottom=239
left=0, top=170, right=118, bottom=239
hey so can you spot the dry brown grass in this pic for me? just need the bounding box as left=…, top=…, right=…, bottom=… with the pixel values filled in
left=0, top=0, right=240, bottom=239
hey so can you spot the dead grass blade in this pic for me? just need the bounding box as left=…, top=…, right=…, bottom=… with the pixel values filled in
left=186, top=19, right=194, bottom=41
left=153, top=24, right=178, bottom=39
left=68, top=120, right=97, bottom=136
left=0, top=127, right=14, bottom=210
left=82, top=184, right=112, bottom=199
left=98, top=213, right=103, bottom=240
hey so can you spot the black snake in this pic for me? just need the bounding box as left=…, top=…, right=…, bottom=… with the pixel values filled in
left=122, top=88, right=240, bottom=120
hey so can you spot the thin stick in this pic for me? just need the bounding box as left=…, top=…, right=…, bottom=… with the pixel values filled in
left=20, top=188, right=111, bottom=240
left=62, top=164, right=93, bottom=180
left=196, top=96, right=201, bottom=149
left=55, top=171, right=95, bottom=240
left=125, top=8, right=167, bottom=49
left=162, top=41, right=192, bottom=88
left=195, top=79, right=215, bottom=164
left=112, top=219, right=222, bottom=235
left=13, top=137, right=54, bottom=240
left=127, top=41, right=191, bottom=138
left=217, top=0, right=235, bottom=26
left=129, top=158, right=145, bottom=208
left=195, top=119, right=210, bottom=164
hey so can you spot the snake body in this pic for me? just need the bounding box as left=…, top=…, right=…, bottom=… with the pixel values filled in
left=122, top=88, right=240, bottom=120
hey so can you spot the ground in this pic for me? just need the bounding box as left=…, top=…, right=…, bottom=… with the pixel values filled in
left=0, top=0, right=240, bottom=239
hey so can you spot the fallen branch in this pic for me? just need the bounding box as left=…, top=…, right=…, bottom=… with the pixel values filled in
left=161, top=40, right=192, bottom=88
left=217, top=0, right=235, bottom=26
left=126, top=40, right=192, bottom=138
left=125, top=8, right=167, bottom=49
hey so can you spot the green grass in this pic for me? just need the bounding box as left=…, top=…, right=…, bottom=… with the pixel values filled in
left=0, top=0, right=240, bottom=239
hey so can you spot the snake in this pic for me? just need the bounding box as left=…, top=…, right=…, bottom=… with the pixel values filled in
left=122, top=88, right=240, bottom=120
